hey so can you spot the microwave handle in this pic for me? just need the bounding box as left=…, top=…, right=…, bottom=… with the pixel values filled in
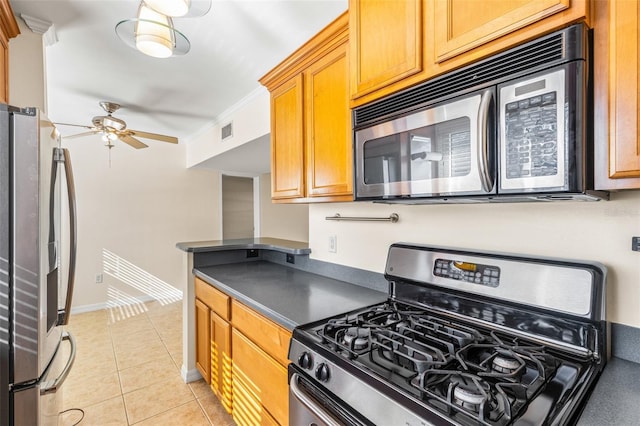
left=478, top=89, right=494, bottom=193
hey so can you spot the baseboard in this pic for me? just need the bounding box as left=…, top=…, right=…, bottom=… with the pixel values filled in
left=70, top=294, right=159, bottom=315
left=181, top=365, right=203, bottom=383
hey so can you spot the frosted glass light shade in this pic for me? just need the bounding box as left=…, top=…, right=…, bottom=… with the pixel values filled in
left=144, top=0, right=190, bottom=17
left=136, top=4, right=174, bottom=58
left=115, top=7, right=190, bottom=57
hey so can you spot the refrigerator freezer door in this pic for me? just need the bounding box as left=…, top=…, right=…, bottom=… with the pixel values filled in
left=11, top=110, right=62, bottom=384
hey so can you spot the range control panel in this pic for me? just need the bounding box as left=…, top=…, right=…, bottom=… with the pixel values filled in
left=434, top=258, right=501, bottom=287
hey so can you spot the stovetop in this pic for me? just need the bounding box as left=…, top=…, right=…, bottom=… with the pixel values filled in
left=299, top=299, right=596, bottom=425
left=289, top=244, right=607, bottom=426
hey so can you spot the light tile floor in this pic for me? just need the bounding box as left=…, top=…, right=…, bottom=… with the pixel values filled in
left=59, top=300, right=235, bottom=426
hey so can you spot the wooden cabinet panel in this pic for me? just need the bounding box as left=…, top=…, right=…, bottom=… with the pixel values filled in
left=232, top=368, right=280, bottom=426
left=195, top=298, right=211, bottom=384
left=195, top=277, right=230, bottom=319
left=210, top=312, right=232, bottom=414
left=305, top=43, right=352, bottom=198
left=0, top=37, right=6, bottom=104
left=349, top=0, right=422, bottom=99
left=593, top=0, right=640, bottom=188
left=434, top=0, right=571, bottom=62
left=270, top=75, right=305, bottom=199
left=0, top=0, right=20, bottom=104
left=232, top=300, right=291, bottom=366
left=232, top=329, right=289, bottom=426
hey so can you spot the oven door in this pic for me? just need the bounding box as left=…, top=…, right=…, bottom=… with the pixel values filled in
left=289, top=366, right=373, bottom=426
left=354, top=89, right=495, bottom=200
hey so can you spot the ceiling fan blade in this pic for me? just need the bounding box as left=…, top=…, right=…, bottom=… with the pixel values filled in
left=128, top=129, right=178, bottom=144
left=119, top=134, right=148, bottom=149
left=64, top=131, right=100, bottom=140
left=53, top=122, right=95, bottom=130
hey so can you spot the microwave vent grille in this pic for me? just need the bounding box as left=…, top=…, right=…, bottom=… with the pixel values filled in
left=354, top=29, right=573, bottom=127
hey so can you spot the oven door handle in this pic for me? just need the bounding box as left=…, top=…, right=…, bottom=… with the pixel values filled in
left=290, top=373, right=343, bottom=426
left=477, top=89, right=494, bottom=193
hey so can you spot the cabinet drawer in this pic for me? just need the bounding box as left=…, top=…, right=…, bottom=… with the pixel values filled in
left=232, top=329, right=288, bottom=426
left=195, top=277, right=230, bottom=320
left=231, top=300, right=291, bottom=366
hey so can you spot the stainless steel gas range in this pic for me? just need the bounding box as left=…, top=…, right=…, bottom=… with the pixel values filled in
left=288, top=243, right=607, bottom=426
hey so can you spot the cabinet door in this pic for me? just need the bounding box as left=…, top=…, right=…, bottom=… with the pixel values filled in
left=232, top=329, right=289, bottom=426
left=270, top=75, right=304, bottom=199
left=598, top=0, right=640, bottom=185
left=305, top=43, right=353, bottom=199
left=210, top=312, right=232, bottom=414
left=433, top=0, right=574, bottom=62
left=0, top=36, right=7, bottom=104
left=195, top=298, right=211, bottom=384
left=350, top=0, right=422, bottom=100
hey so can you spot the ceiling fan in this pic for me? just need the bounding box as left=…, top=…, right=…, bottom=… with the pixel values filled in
left=55, top=101, right=179, bottom=149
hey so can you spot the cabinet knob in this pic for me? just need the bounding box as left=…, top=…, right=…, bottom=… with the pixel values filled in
left=315, top=363, right=330, bottom=382
left=298, top=351, right=313, bottom=369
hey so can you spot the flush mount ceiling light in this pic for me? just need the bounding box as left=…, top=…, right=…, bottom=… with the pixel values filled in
left=115, top=1, right=191, bottom=58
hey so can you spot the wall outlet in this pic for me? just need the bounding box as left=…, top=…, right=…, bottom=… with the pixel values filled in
left=328, top=235, right=337, bottom=253
left=95, top=273, right=103, bottom=284
left=286, top=254, right=295, bottom=264
left=633, top=236, right=640, bottom=252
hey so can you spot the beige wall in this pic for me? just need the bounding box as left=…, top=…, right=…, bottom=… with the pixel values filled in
left=9, top=19, right=46, bottom=111
left=260, top=173, right=309, bottom=242
left=63, top=139, right=220, bottom=310
left=309, top=191, right=640, bottom=328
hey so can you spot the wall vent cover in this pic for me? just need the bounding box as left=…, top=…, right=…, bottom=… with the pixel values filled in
left=221, top=122, right=233, bottom=140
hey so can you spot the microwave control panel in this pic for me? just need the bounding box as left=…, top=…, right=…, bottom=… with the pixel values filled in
left=434, top=258, right=501, bottom=287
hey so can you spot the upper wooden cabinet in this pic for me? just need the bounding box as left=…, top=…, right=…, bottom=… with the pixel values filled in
left=593, top=0, right=640, bottom=189
left=349, top=0, right=423, bottom=100
left=0, top=0, right=20, bottom=104
left=349, top=0, right=589, bottom=107
left=432, top=0, right=585, bottom=63
left=270, top=76, right=304, bottom=199
left=260, top=12, right=352, bottom=203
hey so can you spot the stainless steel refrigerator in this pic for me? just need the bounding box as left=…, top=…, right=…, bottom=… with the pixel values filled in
left=0, top=104, right=77, bottom=425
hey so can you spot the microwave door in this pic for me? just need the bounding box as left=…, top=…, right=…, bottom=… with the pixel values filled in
left=356, top=91, right=495, bottom=199
left=499, top=68, right=568, bottom=193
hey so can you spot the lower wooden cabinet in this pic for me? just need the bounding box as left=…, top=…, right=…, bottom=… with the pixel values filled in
left=232, top=329, right=289, bottom=426
left=194, top=277, right=292, bottom=425
left=210, top=312, right=232, bottom=413
left=194, top=298, right=211, bottom=384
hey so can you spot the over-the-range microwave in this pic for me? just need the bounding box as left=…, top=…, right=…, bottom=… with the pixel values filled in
left=353, top=24, right=608, bottom=203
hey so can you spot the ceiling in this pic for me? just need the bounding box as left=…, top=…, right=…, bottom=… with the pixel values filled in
left=9, top=0, right=347, bottom=161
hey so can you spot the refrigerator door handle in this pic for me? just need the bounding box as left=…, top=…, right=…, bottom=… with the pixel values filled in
left=40, top=331, right=76, bottom=395
left=57, top=148, right=77, bottom=326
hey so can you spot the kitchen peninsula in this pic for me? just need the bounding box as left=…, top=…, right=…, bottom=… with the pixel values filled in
left=176, top=237, right=387, bottom=425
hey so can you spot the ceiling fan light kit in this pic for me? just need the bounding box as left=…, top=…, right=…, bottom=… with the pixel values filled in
left=116, top=0, right=210, bottom=58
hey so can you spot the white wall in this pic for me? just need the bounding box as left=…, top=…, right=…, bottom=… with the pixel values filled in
left=259, top=173, right=309, bottom=242
left=63, top=138, right=219, bottom=310
left=186, top=88, right=270, bottom=168
left=309, top=191, right=640, bottom=328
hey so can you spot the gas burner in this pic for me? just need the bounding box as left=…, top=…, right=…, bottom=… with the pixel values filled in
left=342, top=327, right=371, bottom=351
left=453, top=385, right=486, bottom=410
left=415, top=370, right=511, bottom=423
left=492, top=354, right=523, bottom=375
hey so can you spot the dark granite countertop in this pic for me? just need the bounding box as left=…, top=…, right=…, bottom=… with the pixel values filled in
left=194, top=261, right=388, bottom=331
left=176, top=237, right=311, bottom=255
left=578, top=357, right=640, bottom=425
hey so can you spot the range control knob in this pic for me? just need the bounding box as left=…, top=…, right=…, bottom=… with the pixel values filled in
left=315, top=363, right=330, bottom=382
left=298, top=352, right=313, bottom=369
